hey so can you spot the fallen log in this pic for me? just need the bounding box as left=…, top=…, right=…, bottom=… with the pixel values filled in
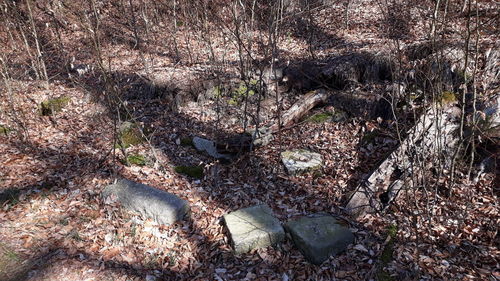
left=243, top=89, right=329, bottom=148
left=268, top=89, right=329, bottom=133
left=346, top=103, right=461, bottom=217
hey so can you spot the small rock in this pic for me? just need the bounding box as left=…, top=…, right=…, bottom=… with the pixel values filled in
left=246, top=126, right=274, bottom=147
left=102, top=179, right=190, bottom=226
left=117, top=121, right=144, bottom=148
left=192, top=136, right=233, bottom=160
left=224, top=204, right=285, bottom=254
left=40, top=96, right=71, bottom=116
left=280, top=149, right=323, bottom=175
left=284, top=215, right=355, bottom=265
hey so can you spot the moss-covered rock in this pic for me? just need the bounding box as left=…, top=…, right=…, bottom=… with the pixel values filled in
left=229, top=80, right=258, bottom=105
left=437, top=91, right=457, bottom=105
left=174, top=165, right=203, bottom=179
left=117, top=121, right=144, bottom=148
left=125, top=154, right=147, bottom=166
left=40, top=96, right=71, bottom=116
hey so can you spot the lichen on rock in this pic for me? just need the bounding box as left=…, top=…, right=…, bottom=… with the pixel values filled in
left=281, top=149, right=323, bottom=175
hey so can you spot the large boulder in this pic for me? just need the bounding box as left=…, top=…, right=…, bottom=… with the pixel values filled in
left=223, top=205, right=285, bottom=254
left=102, top=179, right=190, bottom=226
left=285, top=215, right=355, bottom=265
left=281, top=149, right=323, bottom=175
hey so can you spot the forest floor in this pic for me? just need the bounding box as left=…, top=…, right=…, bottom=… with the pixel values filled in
left=0, top=0, right=498, bottom=280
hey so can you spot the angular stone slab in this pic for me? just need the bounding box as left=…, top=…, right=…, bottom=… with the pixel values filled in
left=102, top=179, right=190, bottom=226
left=192, top=136, right=232, bottom=160
left=281, top=149, right=323, bottom=175
left=285, top=215, right=354, bottom=265
left=224, top=205, right=284, bottom=254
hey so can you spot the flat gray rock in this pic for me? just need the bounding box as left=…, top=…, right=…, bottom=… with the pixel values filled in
left=224, top=205, right=284, bottom=254
left=285, top=215, right=354, bottom=265
left=102, top=179, right=190, bottom=226
left=281, top=149, right=323, bottom=175
left=192, top=136, right=232, bottom=160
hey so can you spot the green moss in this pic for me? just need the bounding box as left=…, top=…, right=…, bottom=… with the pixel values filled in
left=437, top=91, right=457, bottom=105
left=174, top=165, right=203, bottom=179
left=307, top=110, right=347, bottom=123
left=40, top=96, right=71, bottom=116
left=69, top=230, right=83, bottom=241
left=379, top=240, right=394, bottom=264
left=0, top=243, right=26, bottom=281
left=307, top=112, right=333, bottom=123
left=126, top=154, right=147, bottom=166
left=212, top=86, right=223, bottom=99
left=180, top=137, right=194, bottom=147
left=361, top=130, right=380, bottom=145
left=312, top=169, right=323, bottom=178
left=3, top=249, right=19, bottom=261
left=230, top=80, right=257, bottom=105
left=376, top=239, right=395, bottom=281
left=387, top=224, right=398, bottom=238
left=0, top=125, right=11, bottom=136
left=0, top=188, right=20, bottom=205
left=376, top=225, right=398, bottom=281
left=117, top=122, right=144, bottom=149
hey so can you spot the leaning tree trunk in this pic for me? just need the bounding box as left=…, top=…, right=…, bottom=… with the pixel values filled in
left=346, top=103, right=461, bottom=217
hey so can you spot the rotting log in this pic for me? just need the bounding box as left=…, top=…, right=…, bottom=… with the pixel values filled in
left=346, top=103, right=461, bottom=217
left=269, top=89, right=329, bottom=133
left=243, top=89, right=329, bottom=148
